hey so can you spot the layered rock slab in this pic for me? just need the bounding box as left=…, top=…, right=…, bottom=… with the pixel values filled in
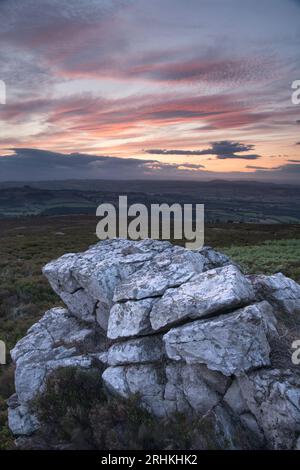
left=107, top=263, right=255, bottom=339
left=107, top=336, right=165, bottom=366
left=102, top=364, right=168, bottom=417
left=102, top=362, right=230, bottom=418
left=150, top=264, right=255, bottom=331
left=107, top=298, right=156, bottom=340
left=163, top=301, right=275, bottom=376
left=248, top=272, right=300, bottom=315
left=43, top=239, right=206, bottom=329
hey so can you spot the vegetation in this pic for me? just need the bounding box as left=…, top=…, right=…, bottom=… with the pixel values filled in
left=222, top=239, right=300, bottom=283
left=30, top=367, right=165, bottom=450
left=0, top=215, right=299, bottom=448
left=30, top=367, right=225, bottom=450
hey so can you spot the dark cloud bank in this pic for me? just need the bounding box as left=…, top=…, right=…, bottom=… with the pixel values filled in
left=0, top=148, right=299, bottom=183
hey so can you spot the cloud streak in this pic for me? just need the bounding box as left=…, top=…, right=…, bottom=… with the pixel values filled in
left=145, top=141, right=261, bottom=160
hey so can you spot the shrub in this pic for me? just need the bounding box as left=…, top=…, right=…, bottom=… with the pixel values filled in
left=30, top=367, right=199, bottom=450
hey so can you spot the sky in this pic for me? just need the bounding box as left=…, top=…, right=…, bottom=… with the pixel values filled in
left=0, top=0, right=299, bottom=182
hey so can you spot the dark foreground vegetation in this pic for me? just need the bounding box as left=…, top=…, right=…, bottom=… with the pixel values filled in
left=28, top=367, right=226, bottom=450
left=0, top=215, right=299, bottom=448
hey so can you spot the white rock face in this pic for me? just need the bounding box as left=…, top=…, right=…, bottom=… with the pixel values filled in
left=107, top=298, right=156, bottom=339
left=248, top=272, right=300, bottom=315
left=150, top=265, right=255, bottom=330
left=8, top=239, right=300, bottom=450
left=58, top=289, right=97, bottom=323
left=107, top=336, right=165, bottom=366
left=8, top=307, right=105, bottom=435
left=113, top=246, right=205, bottom=302
left=224, top=380, right=248, bottom=415
left=43, top=239, right=205, bottom=329
left=164, top=363, right=224, bottom=416
left=7, top=395, right=39, bottom=436
left=238, top=369, right=300, bottom=449
left=102, top=362, right=229, bottom=418
left=102, top=364, right=168, bottom=417
left=163, top=302, right=275, bottom=376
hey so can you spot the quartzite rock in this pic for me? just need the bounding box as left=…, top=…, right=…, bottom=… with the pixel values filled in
left=8, top=307, right=105, bottom=435
left=7, top=239, right=300, bottom=450
left=150, top=264, right=255, bottom=330
left=107, top=297, right=156, bottom=340
left=43, top=239, right=205, bottom=329
left=102, top=364, right=168, bottom=417
left=107, top=335, right=165, bottom=366
left=163, top=302, right=275, bottom=376
left=238, top=369, right=300, bottom=449
left=113, top=246, right=205, bottom=302
left=248, top=272, right=300, bottom=315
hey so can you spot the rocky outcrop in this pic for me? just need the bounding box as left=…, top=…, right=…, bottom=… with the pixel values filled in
left=7, top=239, right=300, bottom=449
left=247, top=272, right=300, bottom=315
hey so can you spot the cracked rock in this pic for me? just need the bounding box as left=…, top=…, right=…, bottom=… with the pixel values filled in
left=113, top=245, right=205, bottom=302
left=102, top=364, right=168, bottom=417
left=150, top=264, right=255, bottom=330
left=107, top=297, right=156, bottom=340
left=8, top=307, right=104, bottom=435
left=248, top=272, right=300, bottom=315
left=107, top=336, right=165, bottom=366
left=163, top=302, right=275, bottom=376
left=238, top=369, right=300, bottom=449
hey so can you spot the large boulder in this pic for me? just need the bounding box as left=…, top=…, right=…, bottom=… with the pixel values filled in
left=7, top=239, right=300, bottom=450
left=163, top=302, right=275, bottom=376
left=43, top=239, right=206, bottom=330
left=150, top=265, right=255, bottom=331
left=247, top=272, right=300, bottom=315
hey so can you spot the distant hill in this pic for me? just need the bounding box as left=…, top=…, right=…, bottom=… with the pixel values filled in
left=0, top=180, right=299, bottom=223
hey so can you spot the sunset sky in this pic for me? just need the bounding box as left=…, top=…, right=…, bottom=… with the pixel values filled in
left=0, top=0, right=299, bottom=181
